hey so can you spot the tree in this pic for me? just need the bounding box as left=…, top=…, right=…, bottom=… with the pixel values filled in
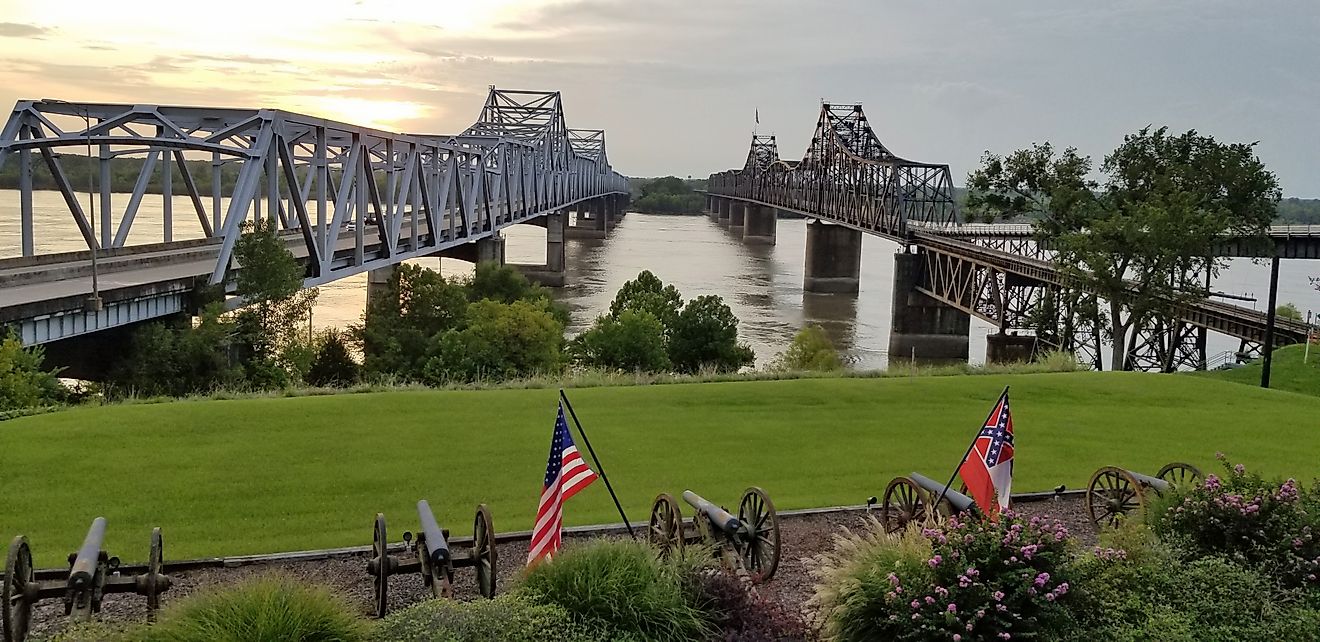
left=570, top=309, right=671, bottom=373
left=668, top=295, right=755, bottom=373
left=356, top=264, right=468, bottom=379
left=465, top=261, right=569, bottom=325
left=107, top=306, right=243, bottom=397
left=633, top=176, right=705, bottom=214
left=424, top=300, right=565, bottom=382
left=307, top=331, right=360, bottom=387
left=231, top=219, right=318, bottom=380
left=967, top=128, right=1281, bottom=370
left=1276, top=302, right=1303, bottom=322
left=0, top=332, right=64, bottom=412
left=608, top=271, right=683, bottom=333
left=771, top=325, right=843, bottom=372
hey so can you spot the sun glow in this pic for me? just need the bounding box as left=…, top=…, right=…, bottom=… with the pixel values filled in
left=290, top=97, right=431, bottom=132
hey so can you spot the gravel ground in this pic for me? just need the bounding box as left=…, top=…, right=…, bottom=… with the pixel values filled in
left=23, top=496, right=1097, bottom=639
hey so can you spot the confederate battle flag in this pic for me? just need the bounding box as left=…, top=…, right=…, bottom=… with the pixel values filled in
left=958, top=389, right=1015, bottom=518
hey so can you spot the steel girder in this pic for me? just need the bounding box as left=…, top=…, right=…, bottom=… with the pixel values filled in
left=707, top=103, right=956, bottom=237
left=0, top=87, right=629, bottom=291
left=913, top=234, right=1305, bottom=370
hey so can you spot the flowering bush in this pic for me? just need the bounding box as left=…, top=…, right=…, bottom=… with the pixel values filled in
left=813, top=512, right=1077, bottom=641
left=1067, top=523, right=1320, bottom=641
left=1150, top=455, right=1320, bottom=590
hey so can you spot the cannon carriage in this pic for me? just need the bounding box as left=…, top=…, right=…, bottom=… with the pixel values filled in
left=2, top=518, right=172, bottom=642
left=366, top=500, right=497, bottom=618
left=1086, top=462, right=1201, bottom=527
left=648, top=487, right=781, bottom=582
left=878, top=472, right=979, bottom=532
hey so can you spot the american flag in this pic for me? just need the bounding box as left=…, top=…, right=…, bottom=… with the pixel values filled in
left=958, top=390, right=1015, bottom=517
left=527, top=403, right=599, bottom=565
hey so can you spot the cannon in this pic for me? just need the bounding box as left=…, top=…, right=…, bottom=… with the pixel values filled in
left=2, top=518, right=171, bottom=642
left=648, top=487, right=780, bottom=582
left=1086, top=462, right=1202, bottom=527
left=367, top=500, right=496, bottom=618
left=879, top=472, right=979, bottom=533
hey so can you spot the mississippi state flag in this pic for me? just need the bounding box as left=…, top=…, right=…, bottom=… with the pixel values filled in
left=527, top=403, right=599, bottom=565
left=958, top=390, right=1015, bottom=518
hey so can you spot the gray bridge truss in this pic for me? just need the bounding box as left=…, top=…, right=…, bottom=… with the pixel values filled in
left=706, top=101, right=1312, bottom=371
left=0, top=87, right=629, bottom=345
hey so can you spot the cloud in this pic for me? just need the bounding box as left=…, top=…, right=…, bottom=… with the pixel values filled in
left=0, top=22, right=50, bottom=38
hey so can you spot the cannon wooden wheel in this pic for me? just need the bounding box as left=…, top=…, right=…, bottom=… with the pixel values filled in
left=881, top=477, right=927, bottom=533
left=737, top=487, right=780, bottom=581
left=145, top=528, right=164, bottom=619
left=648, top=494, right=684, bottom=559
left=472, top=505, right=496, bottom=599
left=1086, top=467, right=1145, bottom=527
left=3, top=537, right=33, bottom=642
left=1157, top=462, right=1202, bottom=489
left=371, top=514, right=389, bottom=618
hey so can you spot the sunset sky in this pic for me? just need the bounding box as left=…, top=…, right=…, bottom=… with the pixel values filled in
left=1, top=0, right=1317, bottom=195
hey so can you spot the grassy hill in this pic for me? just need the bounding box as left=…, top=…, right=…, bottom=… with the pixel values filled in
left=2, top=372, right=1318, bottom=565
left=1191, top=343, right=1320, bottom=397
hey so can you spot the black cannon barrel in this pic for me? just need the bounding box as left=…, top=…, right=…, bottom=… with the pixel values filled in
left=681, top=490, right=741, bottom=533
left=69, top=517, right=107, bottom=589
left=416, top=500, right=451, bottom=567
left=910, top=472, right=976, bottom=514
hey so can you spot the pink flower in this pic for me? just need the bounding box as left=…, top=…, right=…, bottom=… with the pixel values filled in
left=928, top=555, right=943, bottom=568
left=947, top=603, right=957, bottom=613
left=954, top=636, right=962, bottom=642
left=993, top=591, right=1005, bottom=602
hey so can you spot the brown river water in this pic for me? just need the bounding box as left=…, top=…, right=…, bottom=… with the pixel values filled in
left=3, top=189, right=1318, bottom=370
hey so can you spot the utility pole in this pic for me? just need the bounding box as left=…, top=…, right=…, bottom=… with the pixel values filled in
left=1260, top=256, right=1280, bottom=388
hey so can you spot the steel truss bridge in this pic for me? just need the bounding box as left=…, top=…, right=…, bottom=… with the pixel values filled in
left=708, top=102, right=1313, bottom=371
left=0, top=87, right=629, bottom=345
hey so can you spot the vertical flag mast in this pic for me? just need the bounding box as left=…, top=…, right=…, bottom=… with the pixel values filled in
left=559, top=389, right=635, bottom=538
left=934, top=386, right=1010, bottom=508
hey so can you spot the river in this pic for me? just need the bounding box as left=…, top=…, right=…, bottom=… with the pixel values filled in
left=2, top=189, right=1318, bottom=370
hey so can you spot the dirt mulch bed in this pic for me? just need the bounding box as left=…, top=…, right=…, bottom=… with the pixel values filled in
left=23, top=496, right=1097, bottom=640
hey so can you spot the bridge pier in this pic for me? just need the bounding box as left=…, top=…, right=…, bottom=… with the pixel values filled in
left=717, top=198, right=731, bottom=224
left=566, top=197, right=609, bottom=239
left=367, top=264, right=395, bottom=308
left=803, top=221, right=861, bottom=294
left=728, top=201, right=746, bottom=233
left=986, top=332, right=1037, bottom=364
left=888, top=252, right=970, bottom=364
left=743, top=205, right=776, bottom=245
left=514, top=210, right=567, bottom=287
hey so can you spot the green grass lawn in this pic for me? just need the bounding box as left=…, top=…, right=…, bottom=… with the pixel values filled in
left=1191, top=343, right=1320, bottom=397
left=2, top=372, right=1318, bottom=565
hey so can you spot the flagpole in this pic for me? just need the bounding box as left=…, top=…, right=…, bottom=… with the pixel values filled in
left=934, top=386, right=1009, bottom=509
left=559, top=389, right=636, bottom=539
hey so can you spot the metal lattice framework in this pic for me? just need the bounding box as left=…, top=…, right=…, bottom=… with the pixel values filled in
left=0, top=87, right=628, bottom=290
left=708, top=103, right=956, bottom=237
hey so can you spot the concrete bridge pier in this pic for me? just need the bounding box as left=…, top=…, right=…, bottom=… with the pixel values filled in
left=728, top=201, right=746, bottom=233
left=514, top=210, right=567, bottom=286
left=717, top=198, right=731, bottom=224
left=803, top=221, right=862, bottom=293
left=566, top=197, right=608, bottom=238
left=367, top=264, right=395, bottom=307
left=743, top=205, right=776, bottom=245
left=986, top=332, right=1037, bottom=364
left=888, top=251, right=970, bottom=364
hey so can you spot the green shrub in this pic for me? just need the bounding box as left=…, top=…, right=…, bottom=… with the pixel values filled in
left=813, top=512, right=1077, bottom=641
left=370, top=594, right=596, bottom=642
left=1150, top=455, right=1320, bottom=590
left=0, top=330, right=64, bottom=412
left=771, top=325, right=842, bottom=372
left=668, top=295, right=755, bottom=374
left=135, top=575, right=367, bottom=642
left=515, top=540, right=711, bottom=642
left=570, top=309, right=671, bottom=373
left=308, top=331, right=360, bottom=387
left=1068, top=528, right=1320, bottom=641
